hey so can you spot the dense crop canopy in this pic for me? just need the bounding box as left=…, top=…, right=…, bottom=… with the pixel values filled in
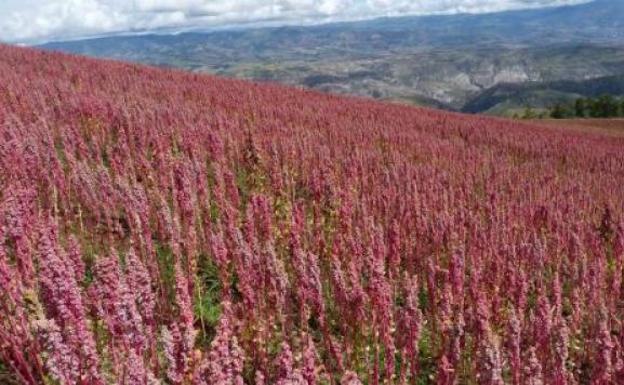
left=0, top=44, right=623, bottom=384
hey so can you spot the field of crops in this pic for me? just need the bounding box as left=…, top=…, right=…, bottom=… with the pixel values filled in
left=1, top=45, right=624, bottom=385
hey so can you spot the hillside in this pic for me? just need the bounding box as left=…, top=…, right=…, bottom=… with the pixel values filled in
left=463, top=74, right=624, bottom=115
left=40, top=0, right=624, bottom=113
left=1, top=45, right=624, bottom=385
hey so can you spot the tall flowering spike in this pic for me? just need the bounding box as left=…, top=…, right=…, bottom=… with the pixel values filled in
left=507, top=308, right=522, bottom=385
left=552, top=272, right=563, bottom=317
left=534, top=289, right=552, bottom=353
left=207, top=131, right=225, bottom=161
left=156, top=193, right=175, bottom=242
left=195, top=302, right=244, bottom=385
left=264, top=241, right=289, bottom=317
left=123, top=349, right=158, bottom=385
left=65, top=235, right=85, bottom=280
left=255, top=371, right=266, bottom=385
left=449, top=247, right=465, bottom=301
left=387, top=220, right=401, bottom=281
left=173, top=163, right=200, bottom=285
left=222, top=168, right=240, bottom=209
left=130, top=185, right=156, bottom=268
left=37, top=225, right=102, bottom=383
left=515, top=268, right=529, bottom=314
left=615, top=338, right=624, bottom=382
left=252, top=195, right=273, bottom=241
left=438, top=277, right=453, bottom=336
left=615, top=221, right=624, bottom=260
left=302, top=335, right=320, bottom=385
left=368, top=225, right=395, bottom=382
left=33, top=319, right=78, bottom=385
left=243, top=203, right=258, bottom=252
left=475, top=291, right=491, bottom=339
left=229, top=227, right=258, bottom=310
left=275, top=341, right=295, bottom=381
left=291, top=203, right=305, bottom=248
left=174, top=162, right=197, bottom=223
left=340, top=371, right=363, bottom=385
left=168, top=262, right=198, bottom=379
left=3, top=187, right=37, bottom=284
left=552, top=318, right=570, bottom=385
left=398, top=274, right=423, bottom=382
left=436, top=355, right=454, bottom=385
left=91, top=250, right=147, bottom=353
left=174, top=262, right=195, bottom=328
left=593, top=306, right=614, bottom=383
left=291, top=204, right=321, bottom=319
left=0, top=243, right=14, bottom=296
left=125, top=248, right=156, bottom=332
left=426, top=258, right=438, bottom=321
left=210, top=230, right=230, bottom=286
left=161, top=325, right=184, bottom=385
left=480, top=330, right=504, bottom=385
left=293, top=248, right=324, bottom=322
left=449, top=312, right=465, bottom=378
left=524, top=347, right=544, bottom=385
left=278, top=372, right=308, bottom=385
left=613, top=221, right=624, bottom=298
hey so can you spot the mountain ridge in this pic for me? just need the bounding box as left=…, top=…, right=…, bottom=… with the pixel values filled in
left=39, top=0, right=624, bottom=115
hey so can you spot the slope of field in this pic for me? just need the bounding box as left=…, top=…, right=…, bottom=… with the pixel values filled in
left=532, top=118, right=624, bottom=137
left=1, top=45, right=624, bottom=385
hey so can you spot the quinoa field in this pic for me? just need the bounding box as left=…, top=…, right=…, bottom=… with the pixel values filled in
left=1, top=45, right=624, bottom=385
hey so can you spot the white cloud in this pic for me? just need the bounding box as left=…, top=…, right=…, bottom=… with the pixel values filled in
left=0, top=0, right=590, bottom=44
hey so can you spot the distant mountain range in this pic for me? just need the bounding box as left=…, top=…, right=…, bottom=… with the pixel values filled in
left=40, top=0, right=624, bottom=115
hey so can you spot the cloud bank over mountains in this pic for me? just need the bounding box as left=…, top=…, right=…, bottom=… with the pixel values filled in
left=0, top=0, right=590, bottom=43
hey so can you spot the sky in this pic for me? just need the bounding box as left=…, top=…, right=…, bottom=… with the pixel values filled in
left=0, top=0, right=590, bottom=44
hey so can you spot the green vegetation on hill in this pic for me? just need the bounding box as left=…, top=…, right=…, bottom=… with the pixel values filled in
left=463, top=75, right=624, bottom=116
left=548, top=95, right=624, bottom=119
